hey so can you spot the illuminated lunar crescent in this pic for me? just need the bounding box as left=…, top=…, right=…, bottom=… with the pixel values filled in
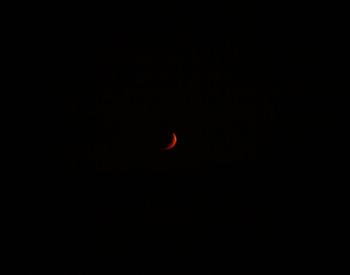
left=162, top=132, right=177, bottom=150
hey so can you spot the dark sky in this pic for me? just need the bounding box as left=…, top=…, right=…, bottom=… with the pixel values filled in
left=30, top=9, right=328, bottom=273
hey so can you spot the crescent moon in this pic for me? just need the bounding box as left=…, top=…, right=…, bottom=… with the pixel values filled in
left=162, top=132, right=177, bottom=150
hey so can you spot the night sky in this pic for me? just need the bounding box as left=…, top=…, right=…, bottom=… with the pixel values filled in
left=28, top=8, right=329, bottom=273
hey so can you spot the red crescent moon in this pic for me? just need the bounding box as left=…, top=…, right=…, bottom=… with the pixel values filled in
left=162, top=132, right=177, bottom=150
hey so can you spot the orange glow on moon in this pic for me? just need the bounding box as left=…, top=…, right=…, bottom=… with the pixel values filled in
left=162, top=132, right=177, bottom=150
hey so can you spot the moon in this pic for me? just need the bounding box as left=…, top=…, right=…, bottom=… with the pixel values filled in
left=162, top=132, right=177, bottom=150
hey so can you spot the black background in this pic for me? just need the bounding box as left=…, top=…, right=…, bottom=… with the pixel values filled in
left=22, top=5, right=336, bottom=274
